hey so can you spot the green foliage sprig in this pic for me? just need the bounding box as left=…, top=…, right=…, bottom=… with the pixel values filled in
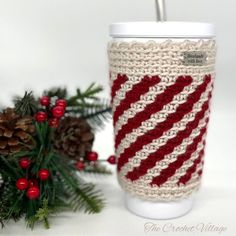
left=43, top=83, right=111, bottom=129
left=0, top=121, right=105, bottom=229
left=0, top=83, right=113, bottom=229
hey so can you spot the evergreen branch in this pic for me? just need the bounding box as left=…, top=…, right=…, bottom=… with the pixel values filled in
left=1, top=84, right=111, bottom=230
left=0, top=181, right=25, bottom=225
left=0, top=155, right=22, bottom=179
left=81, top=100, right=112, bottom=130
left=65, top=99, right=111, bottom=129
left=43, top=87, right=68, bottom=99
left=70, top=183, right=104, bottom=213
left=13, top=92, right=38, bottom=116
left=82, top=83, right=103, bottom=99
left=5, top=192, right=24, bottom=220
left=67, top=83, right=104, bottom=107
left=82, top=104, right=111, bottom=120
left=27, top=199, right=51, bottom=229
left=51, top=157, right=105, bottom=214
left=10, top=150, right=35, bottom=159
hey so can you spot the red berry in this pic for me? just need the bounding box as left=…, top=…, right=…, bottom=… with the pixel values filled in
left=40, top=96, right=50, bottom=106
left=75, top=161, right=85, bottom=170
left=107, top=155, right=116, bottom=164
left=87, top=151, right=98, bottom=162
left=19, top=157, right=31, bottom=169
left=35, top=111, right=47, bottom=122
left=16, top=178, right=28, bottom=190
left=49, top=118, right=59, bottom=128
left=38, top=169, right=50, bottom=180
left=56, top=99, right=67, bottom=108
left=27, top=186, right=40, bottom=199
left=51, top=106, right=65, bottom=118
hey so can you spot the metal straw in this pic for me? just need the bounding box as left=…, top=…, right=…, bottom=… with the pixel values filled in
left=155, top=0, right=167, bottom=21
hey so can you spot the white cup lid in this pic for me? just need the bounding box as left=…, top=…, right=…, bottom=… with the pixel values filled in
left=109, top=21, right=215, bottom=38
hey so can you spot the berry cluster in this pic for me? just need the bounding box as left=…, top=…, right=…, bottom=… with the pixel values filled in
left=35, top=96, right=67, bottom=128
left=75, top=151, right=116, bottom=171
left=16, top=157, right=50, bottom=199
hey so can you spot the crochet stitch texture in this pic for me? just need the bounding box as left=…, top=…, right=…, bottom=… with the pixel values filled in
left=108, top=39, right=216, bottom=201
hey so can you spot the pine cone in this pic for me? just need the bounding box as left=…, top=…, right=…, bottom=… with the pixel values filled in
left=54, top=117, right=94, bottom=160
left=0, top=108, right=35, bottom=155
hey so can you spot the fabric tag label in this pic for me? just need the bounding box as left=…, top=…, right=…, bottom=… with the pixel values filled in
left=182, top=51, right=207, bottom=66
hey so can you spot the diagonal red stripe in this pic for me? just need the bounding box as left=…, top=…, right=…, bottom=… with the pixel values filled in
left=115, top=76, right=193, bottom=149
left=113, top=75, right=161, bottom=125
left=125, top=100, right=210, bottom=181
left=177, top=149, right=205, bottom=185
left=150, top=124, right=208, bottom=186
left=111, top=74, right=128, bottom=103
left=117, top=75, right=211, bottom=172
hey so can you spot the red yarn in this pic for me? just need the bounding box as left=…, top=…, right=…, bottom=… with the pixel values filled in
left=114, top=75, right=193, bottom=149
left=150, top=126, right=207, bottom=186
left=198, top=169, right=203, bottom=176
left=117, top=75, right=211, bottom=173
left=125, top=101, right=210, bottom=181
left=177, top=149, right=205, bottom=185
left=113, top=75, right=161, bottom=125
left=111, top=74, right=128, bottom=102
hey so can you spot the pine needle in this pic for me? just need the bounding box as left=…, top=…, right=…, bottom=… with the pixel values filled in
left=51, top=157, right=105, bottom=214
left=14, top=92, right=38, bottom=116
left=80, top=99, right=111, bottom=130
left=43, top=87, right=68, bottom=99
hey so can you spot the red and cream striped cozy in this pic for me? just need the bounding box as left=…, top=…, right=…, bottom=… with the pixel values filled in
left=108, top=39, right=216, bottom=201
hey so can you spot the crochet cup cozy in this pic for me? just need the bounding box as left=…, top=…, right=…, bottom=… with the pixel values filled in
left=108, top=39, right=216, bottom=201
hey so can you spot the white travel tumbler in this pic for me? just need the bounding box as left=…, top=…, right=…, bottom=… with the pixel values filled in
left=108, top=21, right=216, bottom=219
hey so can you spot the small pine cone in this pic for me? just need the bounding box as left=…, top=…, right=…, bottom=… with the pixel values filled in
left=0, top=108, right=35, bottom=155
left=53, top=117, right=94, bottom=160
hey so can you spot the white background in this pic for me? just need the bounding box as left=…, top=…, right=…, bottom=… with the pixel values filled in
left=0, top=0, right=236, bottom=235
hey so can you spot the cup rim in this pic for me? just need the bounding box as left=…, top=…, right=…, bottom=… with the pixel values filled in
left=109, top=21, right=216, bottom=38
